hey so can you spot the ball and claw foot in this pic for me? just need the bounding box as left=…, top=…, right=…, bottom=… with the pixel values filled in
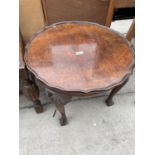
left=23, top=79, right=43, bottom=114
left=105, top=99, right=114, bottom=106
left=51, top=92, right=72, bottom=126
left=34, top=100, right=43, bottom=113
left=59, top=116, right=68, bottom=126
left=105, top=79, right=128, bottom=106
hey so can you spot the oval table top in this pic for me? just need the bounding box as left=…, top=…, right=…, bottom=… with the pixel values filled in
left=25, top=21, right=134, bottom=93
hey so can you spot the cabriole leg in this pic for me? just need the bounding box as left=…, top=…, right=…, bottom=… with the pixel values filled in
left=50, top=92, right=72, bottom=126
left=105, top=79, right=128, bottom=106
left=23, top=79, right=43, bottom=113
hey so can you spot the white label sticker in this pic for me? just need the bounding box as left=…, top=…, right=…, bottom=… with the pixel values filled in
left=75, top=51, right=84, bottom=55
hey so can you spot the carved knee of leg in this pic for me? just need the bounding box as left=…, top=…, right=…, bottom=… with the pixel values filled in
left=52, top=93, right=72, bottom=106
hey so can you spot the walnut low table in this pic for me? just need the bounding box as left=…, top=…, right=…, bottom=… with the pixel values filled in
left=25, top=21, right=134, bottom=126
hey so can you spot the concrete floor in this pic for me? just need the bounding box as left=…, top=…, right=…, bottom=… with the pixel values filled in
left=19, top=20, right=135, bottom=155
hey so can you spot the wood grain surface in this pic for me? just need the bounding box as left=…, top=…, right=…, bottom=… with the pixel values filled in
left=25, top=21, right=134, bottom=93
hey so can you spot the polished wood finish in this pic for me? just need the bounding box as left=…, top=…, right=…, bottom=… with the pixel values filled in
left=41, top=0, right=109, bottom=25
left=25, top=22, right=134, bottom=93
left=126, top=19, right=135, bottom=41
left=25, top=21, right=134, bottom=125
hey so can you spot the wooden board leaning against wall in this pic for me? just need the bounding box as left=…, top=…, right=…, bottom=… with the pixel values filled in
left=19, top=0, right=45, bottom=43
left=19, top=0, right=135, bottom=43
